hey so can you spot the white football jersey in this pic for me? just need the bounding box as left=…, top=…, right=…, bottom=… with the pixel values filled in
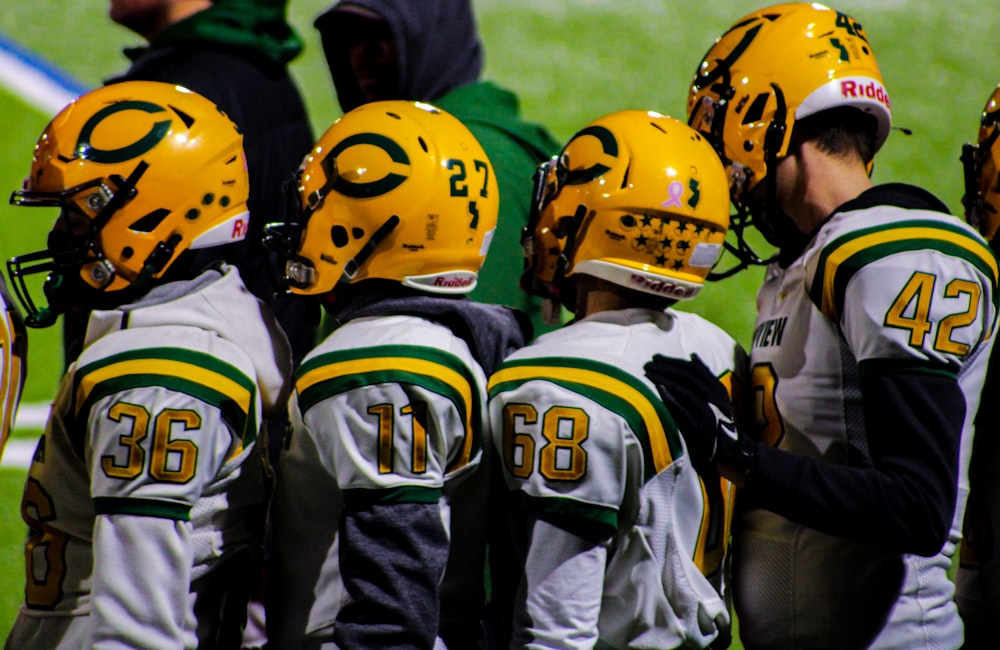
left=955, top=341, right=1000, bottom=644
left=4, top=266, right=291, bottom=650
left=488, top=307, right=746, bottom=649
left=736, top=200, right=997, bottom=649
left=268, top=313, right=492, bottom=648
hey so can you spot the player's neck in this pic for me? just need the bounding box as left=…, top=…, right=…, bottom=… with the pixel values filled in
left=780, top=141, right=874, bottom=234
left=575, top=277, right=671, bottom=319
left=575, top=280, right=628, bottom=318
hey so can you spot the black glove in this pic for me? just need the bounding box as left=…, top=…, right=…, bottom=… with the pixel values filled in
left=643, top=353, right=755, bottom=479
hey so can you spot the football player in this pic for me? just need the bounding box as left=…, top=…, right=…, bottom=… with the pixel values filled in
left=956, top=82, right=1000, bottom=649
left=487, top=110, right=746, bottom=649
left=2, top=81, right=292, bottom=649
left=263, top=100, right=529, bottom=648
left=649, top=3, right=998, bottom=648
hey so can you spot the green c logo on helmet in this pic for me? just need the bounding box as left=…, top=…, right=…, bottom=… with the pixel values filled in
left=563, top=125, right=619, bottom=185
left=75, top=100, right=173, bottom=164
left=329, top=132, right=410, bottom=199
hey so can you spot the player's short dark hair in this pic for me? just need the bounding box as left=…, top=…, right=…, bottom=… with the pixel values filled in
left=793, top=107, right=879, bottom=165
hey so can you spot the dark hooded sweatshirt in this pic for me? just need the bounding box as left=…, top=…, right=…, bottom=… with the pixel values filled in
left=300, top=285, right=530, bottom=649
left=102, top=0, right=318, bottom=371
left=315, top=0, right=561, bottom=336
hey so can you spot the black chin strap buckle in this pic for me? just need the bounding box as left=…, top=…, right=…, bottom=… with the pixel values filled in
left=341, top=214, right=400, bottom=283
left=143, top=233, right=182, bottom=277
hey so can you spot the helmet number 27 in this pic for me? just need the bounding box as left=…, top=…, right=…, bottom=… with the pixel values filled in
left=447, top=158, right=491, bottom=230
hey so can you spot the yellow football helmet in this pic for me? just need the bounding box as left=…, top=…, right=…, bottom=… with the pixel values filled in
left=522, top=110, right=730, bottom=308
left=266, top=100, right=498, bottom=295
left=8, top=80, right=249, bottom=327
left=687, top=3, right=891, bottom=262
left=963, top=84, right=1000, bottom=244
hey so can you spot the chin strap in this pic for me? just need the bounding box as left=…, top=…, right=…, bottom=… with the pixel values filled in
left=712, top=82, right=801, bottom=275
left=698, top=72, right=780, bottom=281
left=759, top=83, right=789, bottom=246
left=142, top=233, right=182, bottom=277
left=707, top=201, right=772, bottom=281
left=340, top=214, right=400, bottom=283
left=92, top=161, right=148, bottom=232
left=549, top=203, right=588, bottom=310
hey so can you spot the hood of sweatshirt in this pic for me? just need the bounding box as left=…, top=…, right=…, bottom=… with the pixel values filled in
left=84, top=265, right=292, bottom=417
left=314, top=0, right=483, bottom=112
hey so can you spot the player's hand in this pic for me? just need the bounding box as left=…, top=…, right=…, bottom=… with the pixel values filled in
left=643, top=353, right=754, bottom=480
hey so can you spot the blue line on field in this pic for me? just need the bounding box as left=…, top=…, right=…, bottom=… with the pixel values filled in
left=0, top=30, right=91, bottom=115
left=0, top=31, right=89, bottom=96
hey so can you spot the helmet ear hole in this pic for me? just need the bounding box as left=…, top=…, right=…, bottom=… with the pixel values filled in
left=330, top=226, right=349, bottom=248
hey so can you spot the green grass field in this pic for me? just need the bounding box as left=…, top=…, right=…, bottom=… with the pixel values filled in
left=0, top=0, right=997, bottom=644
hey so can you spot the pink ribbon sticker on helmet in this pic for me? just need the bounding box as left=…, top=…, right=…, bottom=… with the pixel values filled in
left=662, top=181, right=684, bottom=209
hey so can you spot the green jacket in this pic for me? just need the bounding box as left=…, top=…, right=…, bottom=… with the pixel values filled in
left=436, top=81, right=561, bottom=336
left=153, top=0, right=302, bottom=66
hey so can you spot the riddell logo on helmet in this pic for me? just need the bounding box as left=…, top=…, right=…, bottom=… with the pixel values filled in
left=231, top=218, right=247, bottom=239
left=433, top=276, right=474, bottom=288
left=629, top=273, right=698, bottom=298
left=840, top=80, right=891, bottom=109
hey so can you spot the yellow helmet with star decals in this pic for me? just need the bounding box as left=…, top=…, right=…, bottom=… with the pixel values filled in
left=266, top=100, right=498, bottom=296
left=522, top=110, right=730, bottom=306
left=963, top=84, right=1000, bottom=244
left=8, top=80, right=249, bottom=327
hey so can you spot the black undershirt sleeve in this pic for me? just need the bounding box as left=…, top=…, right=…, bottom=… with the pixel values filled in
left=744, top=368, right=963, bottom=556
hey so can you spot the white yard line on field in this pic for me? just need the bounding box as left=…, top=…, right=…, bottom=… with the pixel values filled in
left=2, top=437, right=36, bottom=470
left=2, top=403, right=49, bottom=469
left=0, top=33, right=84, bottom=470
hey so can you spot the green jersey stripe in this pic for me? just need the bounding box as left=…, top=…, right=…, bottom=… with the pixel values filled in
left=75, top=375, right=257, bottom=446
left=810, top=221, right=998, bottom=321
left=93, top=496, right=192, bottom=521
left=512, top=491, right=619, bottom=536
left=490, top=356, right=683, bottom=482
left=76, top=347, right=256, bottom=392
left=296, top=345, right=483, bottom=472
left=296, top=344, right=473, bottom=381
left=342, top=485, right=442, bottom=506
